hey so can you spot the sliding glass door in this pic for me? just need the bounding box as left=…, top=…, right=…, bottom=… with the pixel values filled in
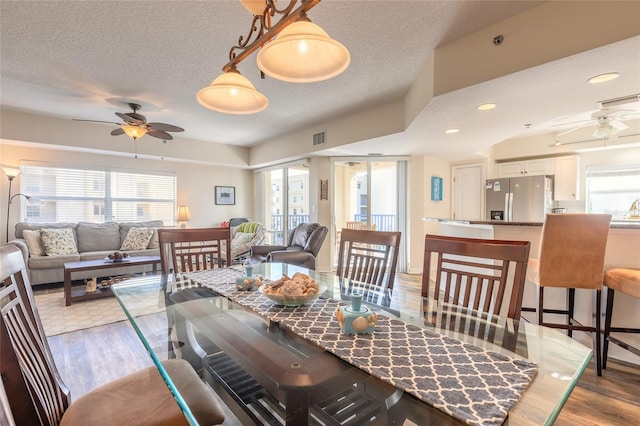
left=258, top=163, right=309, bottom=245
left=333, top=159, right=407, bottom=271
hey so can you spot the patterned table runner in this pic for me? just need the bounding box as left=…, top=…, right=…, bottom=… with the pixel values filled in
left=184, top=269, right=538, bottom=426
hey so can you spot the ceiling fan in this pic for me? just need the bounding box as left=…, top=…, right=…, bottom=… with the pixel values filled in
left=553, top=94, right=640, bottom=142
left=74, top=103, right=184, bottom=141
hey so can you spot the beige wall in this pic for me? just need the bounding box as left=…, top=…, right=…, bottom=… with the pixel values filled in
left=0, top=142, right=253, bottom=242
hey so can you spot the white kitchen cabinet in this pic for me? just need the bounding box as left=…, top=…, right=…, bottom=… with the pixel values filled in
left=554, top=155, right=580, bottom=200
left=497, top=158, right=555, bottom=178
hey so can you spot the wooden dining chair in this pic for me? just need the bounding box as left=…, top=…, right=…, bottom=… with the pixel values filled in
left=421, top=234, right=531, bottom=320
left=525, top=213, right=611, bottom=376
left=158, top=227, right=232, bottom=274
left=336, top=228, right=401, bottom=296
left=0, top=244, right=225, bottom=425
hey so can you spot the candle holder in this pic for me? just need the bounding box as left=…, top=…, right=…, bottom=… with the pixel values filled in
left=336, top=292, right=377, bottom=335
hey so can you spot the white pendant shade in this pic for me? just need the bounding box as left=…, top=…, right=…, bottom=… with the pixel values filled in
left=240, top=0, right=275, bottom=16
left=256, top=20, right=350, bottom=83
left=122, top=125, right=148, bottom=140
left=197, top=71, right=268, bottom=114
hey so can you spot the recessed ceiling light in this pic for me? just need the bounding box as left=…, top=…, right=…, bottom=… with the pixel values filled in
left=588, top=72, right=620, bottom=84
left=477, top=103, right=497, bottom=111
left=445, top=128, right=459, bottom=134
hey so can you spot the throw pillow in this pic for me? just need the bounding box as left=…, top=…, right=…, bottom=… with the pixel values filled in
left=232, top=232, right=254, bottom=246
left=23, top=229, right=45, bottom=256
left=238, top=222, right=260, bottom=234
left=147, top=228, right=160, bottom=249
left=120, top=227, right=154, bottom=251
left=40, top=228, right=78, bottom=256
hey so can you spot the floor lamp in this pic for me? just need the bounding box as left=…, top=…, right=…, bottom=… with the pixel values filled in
left=3, top=167, right=38, bottom=243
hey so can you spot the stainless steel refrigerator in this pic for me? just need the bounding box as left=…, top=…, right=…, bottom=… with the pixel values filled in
left=485, top=175, right=553, bottom=222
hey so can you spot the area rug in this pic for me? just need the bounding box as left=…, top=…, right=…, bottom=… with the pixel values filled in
left=34, top=290, right=165, bottom=336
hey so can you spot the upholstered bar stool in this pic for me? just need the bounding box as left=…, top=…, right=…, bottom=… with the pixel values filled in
left=603, top=268, right=640, bottom=369
left=526, top=213, right=612, bottom=376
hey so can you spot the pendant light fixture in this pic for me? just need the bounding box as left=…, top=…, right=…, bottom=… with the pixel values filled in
left=256, top=11, right=350, bottom=83
left=197, top=0, right=349, bottom=115
left=197, top=67, right=268, bottom=114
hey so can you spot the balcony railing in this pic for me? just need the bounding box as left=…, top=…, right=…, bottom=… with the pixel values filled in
left=353, top=214, right=396, bottom=231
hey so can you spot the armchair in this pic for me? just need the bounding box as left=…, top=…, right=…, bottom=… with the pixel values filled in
left=230, top=221, right=266, bottom=263
left=248, top=222, right=328, bottom=270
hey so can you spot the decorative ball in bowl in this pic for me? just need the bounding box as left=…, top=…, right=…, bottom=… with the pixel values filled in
left=258, top=272, right=327, bottom=306
left=106, top=251, right=128, bottom=262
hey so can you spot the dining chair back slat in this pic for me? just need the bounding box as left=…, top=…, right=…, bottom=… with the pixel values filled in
left=422, top=234, right=531, bottom=320
left=158, top=228, right=231, bottom=274
left=336, top=229, right=401, bottom=292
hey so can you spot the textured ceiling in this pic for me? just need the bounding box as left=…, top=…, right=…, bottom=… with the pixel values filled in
left=1, top=1, right=639, bottom=163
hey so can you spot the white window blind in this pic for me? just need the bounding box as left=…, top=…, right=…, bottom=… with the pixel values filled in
left=19, top=164, right=176, bottom=225
left=586, top=166, right=640, bottom=219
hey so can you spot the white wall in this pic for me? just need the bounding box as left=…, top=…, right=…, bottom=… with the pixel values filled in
left=0, top=142, right=253, bottom=242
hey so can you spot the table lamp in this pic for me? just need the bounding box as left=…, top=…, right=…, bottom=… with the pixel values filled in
left=176, top=205, right=191, bottom=228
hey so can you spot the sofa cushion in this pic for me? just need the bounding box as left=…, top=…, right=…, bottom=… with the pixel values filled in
left=15, top=222, right=77, bottom=239
left=76, top=222, right=121, bottom=252
left=120, top=227, right=154, bottom=251
left=40, top=228, right=79, bottom=256
left=290, top=223, right=319, bottom=248
left=23, top=229, right=45, bottom=256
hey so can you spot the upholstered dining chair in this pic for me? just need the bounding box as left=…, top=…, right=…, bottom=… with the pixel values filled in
left=422, top=234, right=531, bottom=320
left=0, top=244, right=225, bottom=425
left=158, top=227, right=232, bottom=274
left=336, top=228, right=401, bottom=297
left=525, top=213, right=611, bottom=376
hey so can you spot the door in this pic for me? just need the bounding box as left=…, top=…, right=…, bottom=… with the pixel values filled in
left=333, top=159, right=406, bottom=271
left=452, top=165, right=483, bottom=220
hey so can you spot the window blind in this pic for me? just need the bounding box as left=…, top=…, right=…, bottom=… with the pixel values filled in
left=19, top=164, right=177, bottom=225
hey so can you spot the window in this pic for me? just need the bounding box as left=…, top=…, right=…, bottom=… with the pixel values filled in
left=586, top=166, right=640, bottom=220
left=18, top=164, right=176, bottom=225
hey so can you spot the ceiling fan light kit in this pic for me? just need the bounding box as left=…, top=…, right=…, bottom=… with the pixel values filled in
left=198, top=0, right=350, bottom=114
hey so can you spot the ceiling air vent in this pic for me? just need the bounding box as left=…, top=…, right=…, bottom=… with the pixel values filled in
left=312, top=131, right=326, bottom=146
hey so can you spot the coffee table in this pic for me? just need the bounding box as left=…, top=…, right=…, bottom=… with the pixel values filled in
left=63, top=255, right=160, bottom=306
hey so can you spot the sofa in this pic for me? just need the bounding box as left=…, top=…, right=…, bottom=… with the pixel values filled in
left=9, top=221, right=163, bottom=286
left=229, top=222, right=266, bottom=263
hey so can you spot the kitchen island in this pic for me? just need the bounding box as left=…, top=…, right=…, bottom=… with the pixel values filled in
left=423, top=217, right=640, bottom=366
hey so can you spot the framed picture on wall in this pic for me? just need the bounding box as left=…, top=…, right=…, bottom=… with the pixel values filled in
left=215, top=186, right=235, bottom=205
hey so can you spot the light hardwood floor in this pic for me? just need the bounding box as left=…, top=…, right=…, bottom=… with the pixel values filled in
left=45, top=273, right=640, bottom=425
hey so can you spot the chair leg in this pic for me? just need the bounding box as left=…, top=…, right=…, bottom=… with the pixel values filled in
left=594, top=289, right=602, bottom=376
left=537, top=286, right=544, bottom=325
left=603, top=287, right=615, bottom=370
left=568, top=288, right=576, bottom=338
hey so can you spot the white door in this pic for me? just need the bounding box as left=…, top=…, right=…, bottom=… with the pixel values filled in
left=452, top=164, right=483, bottom=220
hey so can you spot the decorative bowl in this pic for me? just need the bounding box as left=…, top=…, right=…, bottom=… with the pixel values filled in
left=258, top=283, right=327, bottom=306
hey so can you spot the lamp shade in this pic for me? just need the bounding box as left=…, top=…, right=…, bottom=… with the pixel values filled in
left=177, top=205, right=192, bottom=222
left=256, top=19, right=350, bottom=83
left=122, top=125, right=148, bottom=140
left=240, top=0, right=275, bottom=15
left=2, top=167, right=20, bottom=179
left=197, top=70, right=268, bottom=114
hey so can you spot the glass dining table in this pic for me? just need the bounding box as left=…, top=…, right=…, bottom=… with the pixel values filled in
left=112, top=263, right=591, bottom=426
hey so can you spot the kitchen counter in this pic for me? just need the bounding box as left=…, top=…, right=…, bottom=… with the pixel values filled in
left=423, top=217, right=640, bottom=366
left=422, top=218, right=640, bottom=229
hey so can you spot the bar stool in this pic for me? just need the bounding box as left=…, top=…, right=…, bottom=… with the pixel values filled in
left=526, top=213, right=612, bottom=376
left=603, top=268, right=640, bottom=369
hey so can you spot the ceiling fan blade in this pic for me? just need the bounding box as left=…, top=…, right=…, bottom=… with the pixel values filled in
left=110, top=127, right=125, bottom=136
left=551, top=118, right=593, bottom=128
left=116, top=112, right=145, bottom=124
left=610, top=120, right=628, bottom=132
left=147, top=122, right=184, bottom=132
left=147, top=129, right=173, bottom=140
left=73, top=119, right=120, bottom=125
left=556, top=123, right=593, bottom=138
